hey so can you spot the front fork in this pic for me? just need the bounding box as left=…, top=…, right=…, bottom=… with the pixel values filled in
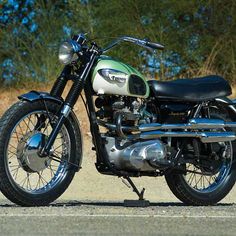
left=39, top=51, right=97, bottom=157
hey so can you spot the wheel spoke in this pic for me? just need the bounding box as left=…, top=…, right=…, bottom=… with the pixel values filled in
left=18, top=123, right=25, bottom=136
left=8, top=149, right=17, bottom=157
left=9, top=143, right=17, bottom=150
left=12, top=166, right=20, bottom=180
left=27, top=115, right=36, bottom=130
left=203, top=175, right=211, bottom=185
left=22, top=118, right=32, bottom=133
left=188, top=172, right=195, bottom=185
left=47, top=165, right=56, bottom=178
left=54, top=143, right=63, bottom=151
left=26, top=174, right=32, bottom=190
left=8, top=154, right=16, bottom=159
left=20, top=174, right=29, bottom=188
left=193, top=174, right=203, bottom=189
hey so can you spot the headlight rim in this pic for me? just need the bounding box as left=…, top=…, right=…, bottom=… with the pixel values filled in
left=58, top=40, right=81, bottom=65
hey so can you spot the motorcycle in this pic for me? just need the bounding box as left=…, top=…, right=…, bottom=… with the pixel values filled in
left=0, top=34, right=235, bottom=206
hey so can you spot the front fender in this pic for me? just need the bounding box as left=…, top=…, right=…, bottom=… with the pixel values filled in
left=18, top=90, right=83, bottom=171
left=18, top=90, right=63, bottom=104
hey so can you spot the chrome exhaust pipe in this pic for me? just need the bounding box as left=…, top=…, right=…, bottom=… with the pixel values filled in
left=98, top=117, right=236, bottom=142
left=98, top=118, right=236, bottom=132
left=139, top=118, right=236, bottom=132
left=128, top=131, right=236, bottom=143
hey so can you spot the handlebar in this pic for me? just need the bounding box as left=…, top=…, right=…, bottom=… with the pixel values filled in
left=145, top=41, right=165, bottom=50
left=101, top=36, right=164, bottom=53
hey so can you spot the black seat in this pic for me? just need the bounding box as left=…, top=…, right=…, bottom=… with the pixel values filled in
left=148, top=75, right=232, bottom=102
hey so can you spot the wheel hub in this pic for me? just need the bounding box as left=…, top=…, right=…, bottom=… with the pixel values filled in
left=17, top=132, right=51, bottom=172
left=198, top=142, right=231, bottom=175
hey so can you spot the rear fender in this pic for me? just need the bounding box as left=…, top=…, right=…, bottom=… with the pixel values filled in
left=215, top=97, right=236, bottom=121
left=18, top=90, right=83, bottom=170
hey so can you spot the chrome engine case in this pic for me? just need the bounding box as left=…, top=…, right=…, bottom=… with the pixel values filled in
left=105, top=136, right=167, bottom=171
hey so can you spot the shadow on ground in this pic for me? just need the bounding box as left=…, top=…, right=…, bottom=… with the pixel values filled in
left=0, top=200, right=234, bottom=208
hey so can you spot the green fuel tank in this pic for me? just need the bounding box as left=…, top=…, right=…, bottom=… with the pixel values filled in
left=91, top=56, right=149, bottom=98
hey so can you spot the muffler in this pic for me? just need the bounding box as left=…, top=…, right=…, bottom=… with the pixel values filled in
left=130, top=131, right=236, bottom=143
left=139, top=118, right=236, bottom=132
left=98, top=118, right=236, bottom=143
left=136, top=118, right=236, bottom=142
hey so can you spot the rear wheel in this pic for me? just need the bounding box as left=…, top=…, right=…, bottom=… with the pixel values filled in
left=165, top=111, right=236, bottom=205
left=0, top=100, right=82, bottom=206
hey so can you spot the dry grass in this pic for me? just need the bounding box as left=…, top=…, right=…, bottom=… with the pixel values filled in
left=0, top=82, right=90, bottom=132
left=230, top=85, right=236, bottom=98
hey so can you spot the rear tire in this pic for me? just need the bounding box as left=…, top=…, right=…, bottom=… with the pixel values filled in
left=0, top=100, right=82, bottom=206
left=165, top=109, right=236, bottom=205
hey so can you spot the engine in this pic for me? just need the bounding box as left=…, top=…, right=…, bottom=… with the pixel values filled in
left=95, top=95, right=170, bottom=172
left=105, top=137, right=167, bottom=171
left=95, top=95, right=158, bottom=125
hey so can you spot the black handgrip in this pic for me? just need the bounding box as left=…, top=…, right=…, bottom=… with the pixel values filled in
left=145, top=41, right=164, bottom=50
left=102, top=36, right=165, bottom=53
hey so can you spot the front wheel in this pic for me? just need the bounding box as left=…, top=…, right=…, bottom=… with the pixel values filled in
left=0, top=100, right=82, bottom=206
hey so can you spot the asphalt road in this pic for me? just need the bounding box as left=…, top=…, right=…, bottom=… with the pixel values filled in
left=0, top=200, right=235, bottom=236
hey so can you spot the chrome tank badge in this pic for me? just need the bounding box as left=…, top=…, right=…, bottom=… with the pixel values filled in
left=98, top=69, right=128, bottom=84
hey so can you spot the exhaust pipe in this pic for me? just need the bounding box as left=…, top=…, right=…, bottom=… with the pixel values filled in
left=139, top=118, right=236, bottom=132
left=130, top=131, right=236, bottom=143
left=98, top=118, right=236, bottom=143
left=136, top=118, right=236, bottom=143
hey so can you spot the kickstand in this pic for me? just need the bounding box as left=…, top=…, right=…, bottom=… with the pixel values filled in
left=122, top=176, right=150, bottom=207
left=123, top=176, right=145, bottom=200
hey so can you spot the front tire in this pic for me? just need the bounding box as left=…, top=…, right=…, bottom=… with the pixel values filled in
left=0, top=100, right=82, bottom=206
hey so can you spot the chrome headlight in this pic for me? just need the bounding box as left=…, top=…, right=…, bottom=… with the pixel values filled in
left=58, top=40, right=81, bottom=65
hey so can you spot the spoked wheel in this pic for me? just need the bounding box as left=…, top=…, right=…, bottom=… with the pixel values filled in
left=166, top=141, right=236, bottom=205
left=183, top=139, right=233, bottom=189
left=8, top=110, right=71, bottom=193
left=0, top=100, right=82, bottom=206
left=166, top=132, right=236, bottom=205
left=183, top=142, right=232, bottom=193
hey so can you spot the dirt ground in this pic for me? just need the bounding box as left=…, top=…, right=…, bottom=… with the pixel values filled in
left=0, top=84, right=235, bottom=204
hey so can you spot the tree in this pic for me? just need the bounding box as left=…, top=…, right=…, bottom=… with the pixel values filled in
left=0, top=0, right=235, bottom=85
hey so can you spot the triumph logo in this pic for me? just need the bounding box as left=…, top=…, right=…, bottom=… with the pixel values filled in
left=98, top=69, right=128, bottom=84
